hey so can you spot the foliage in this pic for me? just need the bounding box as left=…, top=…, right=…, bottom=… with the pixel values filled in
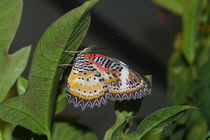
left=154, top=0, right=210, bottom=139
left=104, top=105, right=194, bottom=140
left=0, top=0, right=198, bottom=140
left=0, top=0, right=31, bottom=102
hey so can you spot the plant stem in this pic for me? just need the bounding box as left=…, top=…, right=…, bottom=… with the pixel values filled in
left=46, top=132, right=52, bottom=140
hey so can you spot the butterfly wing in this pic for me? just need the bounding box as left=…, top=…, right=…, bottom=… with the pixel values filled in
left=67, top=62, right=108, bottom=111
left=86, top=54, right=151, bottom=101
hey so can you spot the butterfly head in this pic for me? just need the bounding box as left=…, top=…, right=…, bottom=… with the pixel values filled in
left=80, top=47, right=92, bottom=54
left=84, top=48, right=92, bottom=53
left=74, top=48, right=92, bottom=63
left=77, top=48, right=92, bottom=57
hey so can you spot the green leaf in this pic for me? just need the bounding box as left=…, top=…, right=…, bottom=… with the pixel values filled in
left=190, top=62, right=210, bottom=123
left=0, top=46, right=31, bottom=102
left=0, top=0, right=22, bottom=54
left=0, top=119, right=16, bottom=140
left=0, top=0, right=99, bottom=136
left=153, top=0, right=184, bottom=15
left=141, top=126, right=163, bottom=140
left=185, top=111, right=208, bottom=140
left=17, top=76, right=28, bottom=95
left=163, top=123, right=186, bottom=140
left=127, top=106, right=194, bottom=140
left=181, top=0, right=202, bottom=64
left=205, top=130, right=210, bottom=140
left=168, top=52, right=192, bottom=105
left=52, top=123, right=97, bottom=140
left=104, top=110, right=134, bottom=140
left=54, top=87, right=67, bottom=115
left=0, top=0, right=31, bottom=102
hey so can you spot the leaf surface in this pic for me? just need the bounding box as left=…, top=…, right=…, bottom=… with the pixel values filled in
left=0, top=0, right=31, bottom=102
left=181, top=0, right=202, bottom=64
left=17, top=76, right=28, bottom=95
left=0, top=119, right=16, bottom=140
left=52, top=123, right=97, bottom=140
left=190, top=62, right=210, bottom=123
left=127, top=106, right=194, bottom=140
left=103, top=110, right=133, bottom=140
left=0, top=0, right=99, bottom=136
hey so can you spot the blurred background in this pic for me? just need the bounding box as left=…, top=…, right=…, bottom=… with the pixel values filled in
left=10, top=0, right=181, bottom=139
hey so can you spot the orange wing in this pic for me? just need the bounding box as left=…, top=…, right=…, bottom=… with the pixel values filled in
left=66, top=63, right=108, bottom=111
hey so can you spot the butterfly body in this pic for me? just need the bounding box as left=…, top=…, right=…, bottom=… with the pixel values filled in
left=66, top=48, right=151, bottom=111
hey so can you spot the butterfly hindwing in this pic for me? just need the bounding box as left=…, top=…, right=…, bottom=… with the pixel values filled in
left=85, top=54, right=151, bottom=101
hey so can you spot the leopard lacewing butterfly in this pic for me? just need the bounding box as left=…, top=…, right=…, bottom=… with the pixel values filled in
left=66, top=48, right=151, bottom=111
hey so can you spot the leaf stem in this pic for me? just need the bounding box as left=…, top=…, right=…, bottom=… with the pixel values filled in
left=46, top=132, right=52, bottom=140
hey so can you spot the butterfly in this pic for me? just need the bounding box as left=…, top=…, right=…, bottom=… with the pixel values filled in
left=66, top=48, right=151, bottom=111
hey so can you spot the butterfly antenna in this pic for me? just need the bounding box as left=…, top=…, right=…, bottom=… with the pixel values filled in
left=85, top=44, right=108, bottom=51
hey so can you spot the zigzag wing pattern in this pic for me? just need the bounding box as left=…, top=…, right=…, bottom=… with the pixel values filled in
left=66, top=60, right=109, bottom=111
left=87, top=54, right=151, bottom=102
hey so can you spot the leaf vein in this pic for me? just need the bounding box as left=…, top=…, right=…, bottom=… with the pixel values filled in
left=3, top=103, right=47, bottom=133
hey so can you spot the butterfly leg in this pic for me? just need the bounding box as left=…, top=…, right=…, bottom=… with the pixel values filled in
left=63, top=50, right=81, bottom=53
left=58, top=64, right=74, bottom=67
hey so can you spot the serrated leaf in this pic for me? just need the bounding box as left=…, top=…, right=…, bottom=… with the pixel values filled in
left=126, top=106, right=194, bottom=140
left=153, top=0, right=184, bottom=15
left=17, top=76, right=28, bottom=95
left=52, top=123, right=97, bottom=140
left=0, top=0, right=99, bottom=136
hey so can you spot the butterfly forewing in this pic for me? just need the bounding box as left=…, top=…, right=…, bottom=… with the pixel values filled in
left=67, top=62, right=108, bottom=111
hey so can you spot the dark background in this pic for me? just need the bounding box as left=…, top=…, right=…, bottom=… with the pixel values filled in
left=10, top=0, right=181, bottom=139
